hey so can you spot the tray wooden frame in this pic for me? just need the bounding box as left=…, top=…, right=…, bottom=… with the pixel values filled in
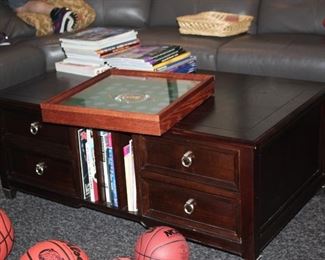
left=41, top=69, right=215, bottom=136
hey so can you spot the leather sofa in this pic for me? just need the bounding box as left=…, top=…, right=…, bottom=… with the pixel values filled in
left=1, top=0, right=325, bottom=90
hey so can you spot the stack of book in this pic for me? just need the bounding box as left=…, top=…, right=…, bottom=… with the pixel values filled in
left=105, top=45, right=197, bottom=73
left=56, top=27, right=197, bottom=76
left=56, top=27, right=140, bottom=77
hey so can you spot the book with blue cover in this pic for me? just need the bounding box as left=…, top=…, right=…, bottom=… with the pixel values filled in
left=107, top=132, right=119, bottom=208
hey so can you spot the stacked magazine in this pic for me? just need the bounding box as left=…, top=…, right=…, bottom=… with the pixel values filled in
left=105, top=45, right=197, bottom=73
left=56, top=27, right=139, bottom=77
left=56, top=27, right=197, bottom=76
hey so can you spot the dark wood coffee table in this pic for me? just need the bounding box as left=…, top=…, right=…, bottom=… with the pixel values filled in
left=0, top=71, right=324, bottom=260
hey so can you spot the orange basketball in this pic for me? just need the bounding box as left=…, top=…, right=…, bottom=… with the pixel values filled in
left=134, top=226, right=189, bottom=260
left=20, top=239, right=89, bottom=260
left=0, top=208, right=14, bottom=260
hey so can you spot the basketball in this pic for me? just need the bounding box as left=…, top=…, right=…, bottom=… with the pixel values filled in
left=134, top=226, right=189, bottom=260
left=20, top=239, right=89, bottom=260
left=0, top=208, right=14, bottom=260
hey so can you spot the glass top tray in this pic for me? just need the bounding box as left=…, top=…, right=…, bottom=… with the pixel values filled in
left=41, top=69, right=215, bottom=135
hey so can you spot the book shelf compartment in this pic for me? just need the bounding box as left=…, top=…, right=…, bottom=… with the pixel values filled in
left=77, top=128, right=138, bottom=214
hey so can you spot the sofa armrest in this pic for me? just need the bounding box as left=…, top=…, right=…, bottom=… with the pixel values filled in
left=0, top=1, right=35, bottom=39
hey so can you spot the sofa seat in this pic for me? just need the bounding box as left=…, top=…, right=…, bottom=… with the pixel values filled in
left=217, top=34, right=325, bottom=82
left=138, top=26, right=236, bottom=71
left=0, top=44, right=46, bottom=90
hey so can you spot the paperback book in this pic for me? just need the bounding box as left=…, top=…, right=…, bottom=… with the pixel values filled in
left=55, top=60, right=111, bottom=77
left=123, top=140, right=137, bottom=212
left=99, top=131, right=111, bottom=205
left=59, top=27, right=138, bottom=50
left=63, top=39, right=140, bottom=58
left=107, top=132, right=118, bottom=208
left=86, top=129, right=99, bottom=203
left=105, top=45, right=192, bottom=71
left=77, top=128, right=91, bottom=201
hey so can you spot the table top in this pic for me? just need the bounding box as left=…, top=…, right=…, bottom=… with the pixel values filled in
left=0, top=71, right=324, bottom=142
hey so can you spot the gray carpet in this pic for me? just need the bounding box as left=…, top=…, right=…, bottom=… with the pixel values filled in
left=0, top=187, right=324, bottom=260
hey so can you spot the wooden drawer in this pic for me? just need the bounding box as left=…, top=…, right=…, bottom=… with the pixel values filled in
left=7, top=147, right=78, bottom=197
left=137, top=136, right=240, bottom=190
left=141, top=177, right=241, bottom=243
left=2, top=109, right=70, bottom=145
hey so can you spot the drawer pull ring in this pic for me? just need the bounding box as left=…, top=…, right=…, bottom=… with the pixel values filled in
left=35, top=162, right=47, bottom=176
left=30, top=121, right=41, bottom=135
left=181, top=151, right=194, bottom=168
left=184, top=198, right=196, bottom=215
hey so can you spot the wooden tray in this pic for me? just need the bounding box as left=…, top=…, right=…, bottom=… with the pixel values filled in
left=41, top=69, right=215, bottom=136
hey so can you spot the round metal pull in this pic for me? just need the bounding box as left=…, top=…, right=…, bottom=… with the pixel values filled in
left=184, top=198, right=196, bottom=215
left=35, top=162, right=47, bottom=176
left=181, top=151, right=195, bottom=168
left=30, top=121, right=41, bottom=135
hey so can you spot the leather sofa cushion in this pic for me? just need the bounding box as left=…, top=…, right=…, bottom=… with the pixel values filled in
left=149, top=0, right=260, bottom=33
left=258, top=0, right=325, bottom=34
left=138, top=26, right=236, bottom=71
left=23, top=35, right=66, bottom=72
left=0, top=45, right=45, bottom=90
left=217, top=34, right=325, bottom=82
left=87, top=0, right=151, bottom=28
left=0, top=1, right=35, bottom=39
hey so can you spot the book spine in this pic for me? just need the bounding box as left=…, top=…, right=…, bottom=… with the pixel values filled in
left=86, top=129, right=99, bottom=203
left=123, top=139, right=137, bottom=212
left=145, top=45, right=182, bottom=61
left=97, top=39, right=140, bottom=56
left=107, top=132, right=119, bottom=208
left=100, top=131, right=112, bottom=206
left=151, top=49, right=186, bottom=65
left=156, top=55, right=196, bottom=72
left=153, top=51, right=191, bottom=70
left=77, top=128, right=91, bottom=201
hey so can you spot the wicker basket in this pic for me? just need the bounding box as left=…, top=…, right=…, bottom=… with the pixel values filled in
left=177, top=11, right=254, bottom=37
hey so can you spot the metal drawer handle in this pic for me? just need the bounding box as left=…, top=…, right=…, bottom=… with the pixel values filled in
left=30, top=121, right=42, bottom=135
left=181, top=151, right=195, bottom=168
left=184, top=198, right=196, bottom=215
left=35, top=162, right=47, bottom=176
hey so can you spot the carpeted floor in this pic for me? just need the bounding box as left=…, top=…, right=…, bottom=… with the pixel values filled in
left=0, top=187, right=324, bottom=260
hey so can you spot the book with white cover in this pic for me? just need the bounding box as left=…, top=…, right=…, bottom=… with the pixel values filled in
left=59, top=27, right=138, bottom=46
left=86, top=129, right=99, bottom=203
left=55, top=60, right=110, bottom=77
left=123, top=140, right=137, bottom=212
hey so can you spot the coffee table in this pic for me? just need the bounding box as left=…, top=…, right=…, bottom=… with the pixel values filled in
left=0, top=71, right=324, bottom=260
